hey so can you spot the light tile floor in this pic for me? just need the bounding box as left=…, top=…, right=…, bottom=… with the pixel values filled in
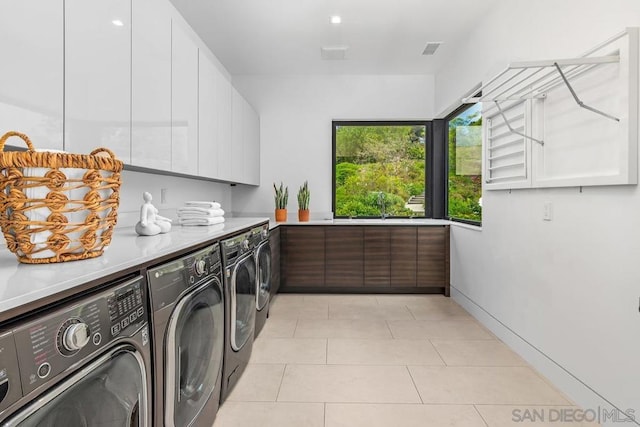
left=213, top=294, right=598, bottom=426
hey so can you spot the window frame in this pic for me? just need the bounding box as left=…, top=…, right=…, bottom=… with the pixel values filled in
left=331, top=120, right=434, bottom=219
left=444, top=102, right=483, bottom=226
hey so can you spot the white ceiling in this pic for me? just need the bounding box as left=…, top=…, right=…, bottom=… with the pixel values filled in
left=169, top=0, right=499, bottom=75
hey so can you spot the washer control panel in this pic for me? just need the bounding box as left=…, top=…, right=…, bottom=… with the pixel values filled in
left=147, top=244, right=222, bottom=313
left=11, top=276, right=148, bottom=395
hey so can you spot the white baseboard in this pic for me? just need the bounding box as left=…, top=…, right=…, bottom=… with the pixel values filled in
left=450, top=285, right=638, bottom=427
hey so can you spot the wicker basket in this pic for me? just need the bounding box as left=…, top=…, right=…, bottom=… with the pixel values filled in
left=0, top=131, right=123, bottom=264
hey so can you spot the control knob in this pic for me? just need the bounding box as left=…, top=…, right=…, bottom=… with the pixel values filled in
left=62, top=323, right=90, bottom=352
left=242, top=239, right=250, bottom=251
left=261, top=229, right=268, bottom=239
left=195, top=259, right=207, bottom=276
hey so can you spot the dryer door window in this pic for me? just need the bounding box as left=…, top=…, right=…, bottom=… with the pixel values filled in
left=231, top=254, right=256, bottom=351
left=256, top=243, right=271, bottom=311
left=166, top=279, right=224, bottom=427
left=5, top=347, right=147, bottom=427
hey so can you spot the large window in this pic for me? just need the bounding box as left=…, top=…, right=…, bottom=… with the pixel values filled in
left=332, top=121, right=431, bottom=218
left=446, top=103, right=483, bottom=223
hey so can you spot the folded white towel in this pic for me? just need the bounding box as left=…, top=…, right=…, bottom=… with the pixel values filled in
left=179, top=216, right=225, bottom=226
left=185, top=201, right=221, bottom=209
left=177, top=207, right=225, bottom=217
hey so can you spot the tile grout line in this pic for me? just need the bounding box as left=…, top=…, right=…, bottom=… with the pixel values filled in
left=323, top=402, right=327, bottom=427
left=405, top=365, right=424, bottom=404
left=472, top=404, right=491, bottom=427
left=428, top=339, right=448, bottom=366
left=384, top=319, right=395, bottom=339
left=274, top=364, right=288, bottom=402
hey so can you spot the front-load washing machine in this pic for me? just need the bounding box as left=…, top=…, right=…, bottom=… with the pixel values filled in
left=0, top=276, right=152, bottom=426
left=220, top=230, right=256, bottom=402
left=251, top=223, right=271, bottom=337
left=147, top=244, right=225, bottom=427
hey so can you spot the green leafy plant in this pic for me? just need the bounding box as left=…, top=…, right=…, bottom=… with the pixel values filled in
left=273, top=182, right=288, bottom=209
left=297, top=181, right=310, bottom=210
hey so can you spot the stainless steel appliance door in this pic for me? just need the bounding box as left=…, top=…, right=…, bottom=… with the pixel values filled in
left=165, top=279, right=224, bottom=427
left=256, top=242, right=271, bottom=311
left=231, top=253, right=257, bottom=351
left=4, top=345, right=148, bottom=427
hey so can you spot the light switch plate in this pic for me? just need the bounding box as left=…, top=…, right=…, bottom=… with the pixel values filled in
left=543, top=201, right=553, bottom=221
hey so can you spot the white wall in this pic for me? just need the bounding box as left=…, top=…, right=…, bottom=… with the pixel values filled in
left=440, top=0, right=640, bottom=421
left=117, top=171, right=231, bottom=227
left=231, top=74, right=435, bottom=219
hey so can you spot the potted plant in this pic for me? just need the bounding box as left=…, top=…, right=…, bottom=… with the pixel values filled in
left=297, top=180, right=310, bottom=222
left=273, top=182, right=288, bottom=222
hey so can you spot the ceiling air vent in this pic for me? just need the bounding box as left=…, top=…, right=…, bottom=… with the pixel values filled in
left=422, top=42, right=442, bottom=56
left=321, top=46, right=348, bottom=60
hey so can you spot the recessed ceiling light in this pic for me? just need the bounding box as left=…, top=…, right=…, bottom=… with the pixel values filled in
left=112, top=19, right=124, bottom=27
left=330, top=16, right=341, bottom=24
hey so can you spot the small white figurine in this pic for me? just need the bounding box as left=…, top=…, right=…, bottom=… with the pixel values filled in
left=135, top=191, right=172, bottom=236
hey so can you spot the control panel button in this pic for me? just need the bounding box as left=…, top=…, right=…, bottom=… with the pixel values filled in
left=189, top=276, right=195, bottom=284
left=137, top=307, right=144, bottom=317
left=121, top=317, right=130, bottom=329
left=129, top=312, right=137, bottom=323
left=37, top=362, right=51, bottom=379
left=195, top=259, right=207, bottom=276
left=92, top=333, right=102, bottom=346
left=111, top=324, right=121, bottom=337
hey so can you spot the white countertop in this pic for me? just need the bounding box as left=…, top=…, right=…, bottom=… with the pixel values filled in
left=0, top=217, right=268, bottom=320
left=269, top=218, right=451, bottom=229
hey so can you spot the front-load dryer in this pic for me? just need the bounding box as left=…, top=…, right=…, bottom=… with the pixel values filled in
left=220, top=230, right=256, bottom=402
left=251, top=223, right=271, bottom=337
left=0, top=276, right=152, bottom=426
left=147, top=244, right=225, bottom=427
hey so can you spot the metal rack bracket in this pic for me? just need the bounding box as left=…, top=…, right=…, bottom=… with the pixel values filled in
left=494, top=101, right=544, bottom=145
left=553, top=62, right=620, bottom=122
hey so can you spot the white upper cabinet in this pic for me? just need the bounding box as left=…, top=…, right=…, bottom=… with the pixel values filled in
left=231, top=88, right=260, bottom=185
left=0, top=1, right=63, bottom=150
left=245, top=103, right=260, bottom=185
left=198, top=52, right=220, bottom=178
left=231, top=88, right=245, bottom=183
left=216, top=75, right=233, bottom=182
left=132, top=0, right=171, bottom=170
left=171, top=19, right=198, bottom=175
left=65, top=0, right=131, bottom=162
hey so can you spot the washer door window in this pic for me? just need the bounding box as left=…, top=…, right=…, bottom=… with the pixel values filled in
left=166, top=279, right=224, bottom=427
left=5, top=346, right=147, bottom=427
left=231, top=253, right=256, bottom=351
left=256, top=242, right=271, bottom=311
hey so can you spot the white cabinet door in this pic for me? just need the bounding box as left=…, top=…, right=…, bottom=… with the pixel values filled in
left=217, top=76, right=233, bottom=181
left=171, top=19, right=198, bottom=175
left=231, top=88, right=245, bottom=183
left=198, top=52, right=220, bottom=178
left=65, top=0, right=130, bottom=161
left=245, top=103, right=260, bottom=185
left=132, top=0, right=171, bottom=170
left=0, top=1, right=63, bottom=150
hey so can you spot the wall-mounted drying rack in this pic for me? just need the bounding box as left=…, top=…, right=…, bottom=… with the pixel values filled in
left=462, top=30, right=630, bottom=146
left=475, top=28, right=638, bottom=191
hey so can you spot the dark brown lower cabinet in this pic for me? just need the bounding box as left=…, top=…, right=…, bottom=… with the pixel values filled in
left=417, top=226, right=449, bottom=287
left=280, top=225, right=449, bottom=294
left=281, top=226, right=325, bottom=287
left=269, top=226, right=281, bottom=295
left=364, top=227, right=391, bottom=287
left=325, top=227, right=364, bottom=287
left=390, top=227, right=417, bottom=287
